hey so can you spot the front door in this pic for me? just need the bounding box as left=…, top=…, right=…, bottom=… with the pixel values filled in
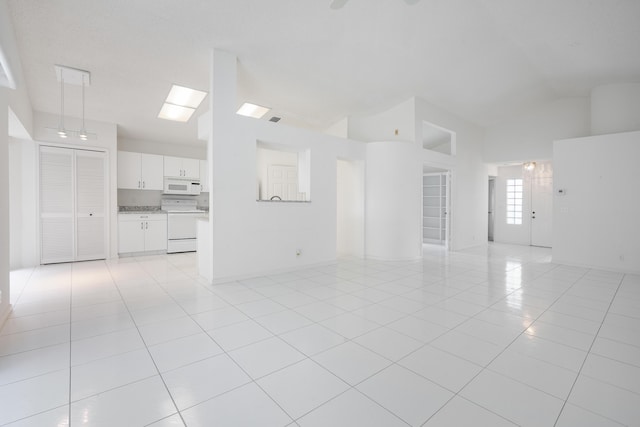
left=531, top=176, right=553, bottom=247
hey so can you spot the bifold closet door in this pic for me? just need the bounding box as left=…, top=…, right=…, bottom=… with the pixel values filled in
left=76, top=150, right=106, bottom=261
left=40, top=146, right=75, bottom=263
left=40, top=146, right=107, bottom=264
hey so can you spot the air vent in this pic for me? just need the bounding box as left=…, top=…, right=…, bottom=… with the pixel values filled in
left=269, top=116, right=281, bottom=123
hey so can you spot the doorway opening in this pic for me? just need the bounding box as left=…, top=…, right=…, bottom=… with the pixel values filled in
left=422, top=166, right=450, bottom=248
left=488, top=176, right=496, bottom=242
left=491, top=162, right=553, bottom=248
left=336, top=159, right=365, bottom=258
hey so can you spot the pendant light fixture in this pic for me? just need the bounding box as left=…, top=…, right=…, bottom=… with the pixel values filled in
left=57, top=69, right=67, bottom=138
left=79, top=73, right=88, bottom=140
left=50, top=65, right=96, bottom=140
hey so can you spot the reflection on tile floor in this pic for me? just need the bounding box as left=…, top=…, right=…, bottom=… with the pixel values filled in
left=1, top=244, right=639, bottom=426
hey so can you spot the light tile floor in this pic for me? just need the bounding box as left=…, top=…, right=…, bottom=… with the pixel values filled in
left=1, top=244, right=639, bottom=426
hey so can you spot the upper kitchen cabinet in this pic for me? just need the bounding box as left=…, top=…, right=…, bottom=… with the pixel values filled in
left=164, top=156, right=199, bottom=179
left=117, top=151, right=164, bottom=190
left=199, top=160, right=209, bottom=192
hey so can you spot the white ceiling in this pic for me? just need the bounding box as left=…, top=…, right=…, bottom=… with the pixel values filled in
left=7, top=0, right=640, bottom=146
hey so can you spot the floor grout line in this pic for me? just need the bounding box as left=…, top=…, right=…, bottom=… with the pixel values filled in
left=2, top=247, right=638, bottom=426
left=552, top=272, right=627, bottom=427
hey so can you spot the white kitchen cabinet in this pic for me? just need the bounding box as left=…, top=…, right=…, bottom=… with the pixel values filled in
left=118, top=214, right=167, bottom=254
left=164, top=156, right=199, bottom=179
left=199, top=159, right=209, bottom=192
left=141, top=154, right=164, bottom=189
left=118, top=218, right=145, bottom=253
left=117, top=151, right=164, bottom=190
left=144, top=218, right=168, bottom=251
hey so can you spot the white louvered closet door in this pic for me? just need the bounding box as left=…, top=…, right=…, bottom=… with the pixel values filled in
left=76, top=150, right=106, bottom=261
left=40, top=146, right=75, bottom=263
left=40, top=146, right=107, bottom=264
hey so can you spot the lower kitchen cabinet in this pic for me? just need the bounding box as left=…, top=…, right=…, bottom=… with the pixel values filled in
left=118, top=214, right=167, bottom=254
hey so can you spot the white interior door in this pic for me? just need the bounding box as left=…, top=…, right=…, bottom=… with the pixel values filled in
left=40, top=146, right=75, bottom=263
left=531, top=176, right=553, bottom=247
left=76, top=150, right=106, bottom=261
left=267, top=165, right=302, bottom=201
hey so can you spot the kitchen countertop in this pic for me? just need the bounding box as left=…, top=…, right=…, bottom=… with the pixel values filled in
left=118, top=206, right=165, bottom=214
left=118, top=206, right=209, bottom=214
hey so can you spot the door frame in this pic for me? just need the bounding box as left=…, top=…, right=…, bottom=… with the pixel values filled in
left=421, top=165, right=453, bottom=251
left=488, top=176, right=496, bottom=242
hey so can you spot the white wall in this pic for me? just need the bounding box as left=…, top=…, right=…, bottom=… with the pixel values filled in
left=415, top=98, right=487, bottom=251
left=366, top=141, right=422, bottom=260
left=336, top=159, right=365, bottom=258
left=208, top=50, right=367, bottom=281
left=324, top=118, right=349, bottom=139
left=591, top=83, right=640, bottom=136
left=8, top=138, right=37, bottom=269
left=347, top=96, right=487, bottom=253
left=553, top=131, right=640, bottom=273
left=118, top=138, right=206, bottom=159
left=32, top=111, right=119, bottom=259
left=0, top=87, right=11, bottom=324
left=0, top=0, right=33, bottom=137
left=484, top=97, right=590, bottom=163
left=348, top=98, right=416, bottom=143
left=211, top=115, right=366, bottom=280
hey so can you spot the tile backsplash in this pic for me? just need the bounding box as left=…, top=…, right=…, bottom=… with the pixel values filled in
left=118, top=189, right=209, bottom=208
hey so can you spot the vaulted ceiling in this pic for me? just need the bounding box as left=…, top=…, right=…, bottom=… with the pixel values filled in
left=7, top=0, right=640, bottom=145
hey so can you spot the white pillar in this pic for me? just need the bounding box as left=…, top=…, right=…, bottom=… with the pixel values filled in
left=365, top=140, right=422, bottom=260
left=208, top=49, right=237, bottom=282
left=0, top=87, right=11, bottom=325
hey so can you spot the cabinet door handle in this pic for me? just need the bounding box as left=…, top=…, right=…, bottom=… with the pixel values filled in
left=142, top=181, right=145, bottom=188
left=145, top=222, right=148, bottom=229
left=140, top=222, right=143, bottom=229
left=138, top=180, right=141, bottom=188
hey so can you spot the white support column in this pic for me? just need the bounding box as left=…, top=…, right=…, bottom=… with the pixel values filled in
left=0, top=87, right=12, bottom=326
left=365, top=140, right=422, bottom=261
left=207, top=49, right=237, bottom=282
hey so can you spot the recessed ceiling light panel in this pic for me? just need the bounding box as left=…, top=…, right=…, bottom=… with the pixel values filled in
left=166, top=85, right=208, bottom=109
left=236, top=102, right=270, bottom=119
left=158, top=103, right=196, bottom=122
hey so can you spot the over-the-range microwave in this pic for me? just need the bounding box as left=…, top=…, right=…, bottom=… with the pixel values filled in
left=163, top=177, right=201, bottom=195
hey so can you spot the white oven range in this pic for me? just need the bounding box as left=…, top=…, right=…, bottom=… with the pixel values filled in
left=161, top=199, right=207, bottom=253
